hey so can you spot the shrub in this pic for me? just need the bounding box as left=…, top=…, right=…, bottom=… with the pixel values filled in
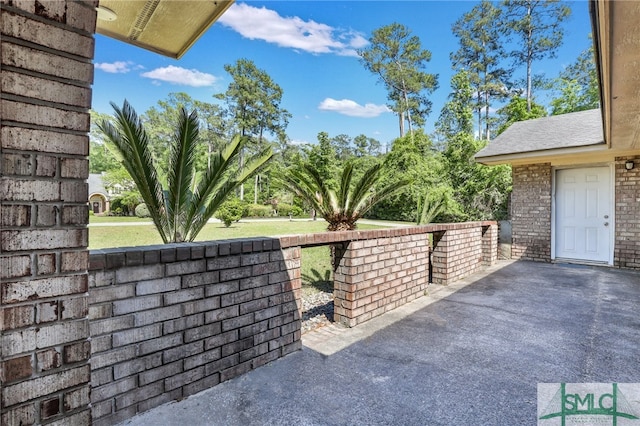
left=135, top=203, right=151, bottom=218
left=215, top=199, right=245, bottom=227
left=275, top=203, right=303, bottom=217
left=244, top=204, right=273, bottom=218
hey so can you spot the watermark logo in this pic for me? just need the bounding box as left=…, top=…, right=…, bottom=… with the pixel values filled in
left=538, top=383, right=640, bottom=425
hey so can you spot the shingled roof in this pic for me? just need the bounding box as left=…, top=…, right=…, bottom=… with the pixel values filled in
left=475, top=109, right=605, bottom=162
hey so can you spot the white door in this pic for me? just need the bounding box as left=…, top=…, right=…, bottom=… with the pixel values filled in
left=555, top=167, right=611, bottom=263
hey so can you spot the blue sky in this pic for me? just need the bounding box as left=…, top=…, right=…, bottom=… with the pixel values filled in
left=92, top=1, right=593, bottom=148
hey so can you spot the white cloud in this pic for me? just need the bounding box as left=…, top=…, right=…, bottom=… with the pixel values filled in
left=318, top=98, right=390, bottom=118
left=219, top=3, right=367, bottom=56
left=140, top=66, right=217, bottom=87
left=95, top=61, right=137, bottom=73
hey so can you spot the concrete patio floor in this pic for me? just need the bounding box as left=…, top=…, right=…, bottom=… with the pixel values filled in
left=117, top=260, right=640, bottom=425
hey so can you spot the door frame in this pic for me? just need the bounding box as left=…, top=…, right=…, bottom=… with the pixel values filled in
left=551, top=163, right=615, bottom=265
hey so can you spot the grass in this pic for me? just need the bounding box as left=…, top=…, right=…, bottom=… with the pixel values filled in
left=89, top=215, right=152, bottom=223
left=88, top=219, right=384, bottom=249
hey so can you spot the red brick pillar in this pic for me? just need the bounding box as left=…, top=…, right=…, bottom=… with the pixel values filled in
left=1, top=1, right=96, bottom=424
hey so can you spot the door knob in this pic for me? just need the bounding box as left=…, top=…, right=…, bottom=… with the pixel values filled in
left=604, top=215, right=609, bottom=219
left=604, top=222, right=609, bottom=227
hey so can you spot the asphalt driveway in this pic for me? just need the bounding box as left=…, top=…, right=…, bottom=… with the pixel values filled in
left=119, top=260, right=640, bottom=426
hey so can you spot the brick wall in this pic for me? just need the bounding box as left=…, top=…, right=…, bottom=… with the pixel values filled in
left=614, top=156, right=640, bottom=269
left=1, top=1, right=96, bottom=424
left=86, top=223, right=496, bottom=424
left=510, top=163, right=552, bottom=261
left=332, top=233, right=429, bottom=327
left=88, top=239, right=301, bottom=426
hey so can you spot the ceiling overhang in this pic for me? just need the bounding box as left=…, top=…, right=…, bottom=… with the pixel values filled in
left=95, top=0, right=234, bottom=59
left=590, top=0, right=640, bottom=151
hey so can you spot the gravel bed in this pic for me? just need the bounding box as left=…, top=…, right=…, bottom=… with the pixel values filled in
left=301, top=290, right=334, bottom=334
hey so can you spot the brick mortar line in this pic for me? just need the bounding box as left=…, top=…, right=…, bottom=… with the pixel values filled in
left=1, top=3, right=96, bottom=38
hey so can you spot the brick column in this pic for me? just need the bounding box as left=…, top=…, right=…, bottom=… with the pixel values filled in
left=333, top=235, right=429, bottom=327
left=431, top=226, right=483, bottom=285
left=482, top=223, right=498, bottom=266
left=1, top=1, right=97, bottom=424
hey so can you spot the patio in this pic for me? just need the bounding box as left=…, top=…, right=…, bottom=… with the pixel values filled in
left=116, top=260, right=640, bottom=425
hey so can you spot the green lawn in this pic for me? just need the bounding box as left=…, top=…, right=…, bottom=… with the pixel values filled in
left=89, top=219, right=384, bottom=249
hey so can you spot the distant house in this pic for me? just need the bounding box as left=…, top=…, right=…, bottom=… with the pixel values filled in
left=476, top=108, right=640, bottom=269
left=88, top=173, right=110, bottom=214
left=88, top=173, right=125, bottom=214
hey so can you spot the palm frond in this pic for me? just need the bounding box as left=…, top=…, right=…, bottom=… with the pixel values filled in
left=166, top=108, right=199, bottom=242
left=187, top=138, right=272, bottom=241
left=348, top=163, right=383, bottom=216
left=98, top=100, right=169, bottom=243
left=338, top=162, right=354, bottom=212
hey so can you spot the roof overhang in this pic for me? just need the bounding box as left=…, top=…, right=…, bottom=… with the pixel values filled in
left=477, top=143, right=609, bottom=166
left=95, top=0, right=234, bottom=59
left=590, top=0, right=640, bottom=151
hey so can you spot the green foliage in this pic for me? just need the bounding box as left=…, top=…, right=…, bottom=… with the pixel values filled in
left=89, top=110, right=121, bottom=173
left=371, top=131, right=443, bottom=221
left=307, top=132, right=339, bottom=186
left=135, top=203, right=150, bottom=218
left=283, top=161, right=411, bottom=231
left=495, top=95, right=547, bottom=135
left=274, top=203, right=301, bottom=217
left=443, top=133, right=512, bottom=220
left=244, top=204, right=273, bottom=218
left=550, top=40, right=599, bottom=115
left=416, top=186, right=461, bottom=224
left=216, top=59, right=290, bottom=143
left=358, top=22, right=438, bottom=137
left=436, top=70, right=475, bottom=141
left=98, top=100, right=273, bottom=243
left=215, top=199, right=245, bottom=227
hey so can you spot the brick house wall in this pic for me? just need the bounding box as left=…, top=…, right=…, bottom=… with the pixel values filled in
left=510, top=159, right=640, bottom=270
left=510, top=163, right=552, bottom=262
left=614, top=155, right=640, bottom=269
left=1, top=1, right=96, bottom=425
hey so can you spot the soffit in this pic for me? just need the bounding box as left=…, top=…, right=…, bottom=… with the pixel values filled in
left=95, top=0, right=234, bottom=59
left=594, top=0, right=640, bottom=151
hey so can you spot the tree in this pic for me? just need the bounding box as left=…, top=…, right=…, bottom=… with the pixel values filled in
left=353, top=134, right=381, bottom=157
left=358, top=23, right=438, bottom=137
left=501, top=0, right=571, bottom=112
left=306, top=131, right=339, bottom=186
left=98, top=100, right=273, bottom=243
left=436, top=70, right=475, bottom=142
left=371, top=131, right=445, bottom=221
left=550, top=40, right=599, bottom=115
left=443, top=132, right=511, bottom=220
left=215, top=59, right=290, bottom=201
left=451, top=0, right=509, bottom=140
left=282, top=162, right=410, bottom=231
left=89, top=110, right=120, bottom=173
left=495, top=94, right=546, bottom=135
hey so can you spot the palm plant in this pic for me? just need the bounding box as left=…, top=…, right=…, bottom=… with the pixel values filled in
left=283, top=162, right=411, bottom=231
left=98, top=100, right=272, bottom=243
